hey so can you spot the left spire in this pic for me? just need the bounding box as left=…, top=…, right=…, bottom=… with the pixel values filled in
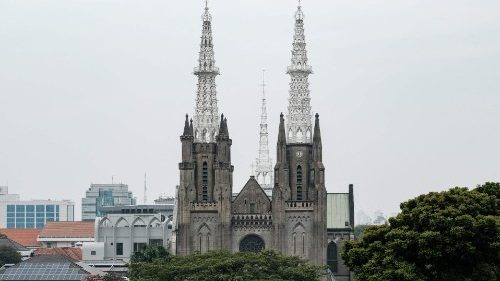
left=193, top=0, right=220, bottom=143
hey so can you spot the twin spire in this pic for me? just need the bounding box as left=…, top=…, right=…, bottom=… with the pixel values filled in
left=189, top=1, right=319, bottom=147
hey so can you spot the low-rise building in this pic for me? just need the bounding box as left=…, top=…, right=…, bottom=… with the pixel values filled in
left=0, top=236, right=33, bottom=260
left=83, top=211, right=173, bottom=263
left=327, top=185, right=355, bottom=281
left=37, top=221, right=94, bottom=248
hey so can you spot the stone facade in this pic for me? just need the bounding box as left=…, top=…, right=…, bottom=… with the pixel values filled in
left=174, top=2, right=330, bottom=268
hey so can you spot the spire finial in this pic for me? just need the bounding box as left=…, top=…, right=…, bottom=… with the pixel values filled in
left=202, top=0, right=212, bottom=21
left=295, top=0, right=304, bottom=20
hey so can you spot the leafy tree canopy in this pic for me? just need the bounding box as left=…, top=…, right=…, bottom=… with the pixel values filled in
left=0, top=245, right=22, bottom=267
left=130, top=245, right=170, bottom=263
left=342, top=182, right=500, bottom=281
left=129, top=250, right=324, bottom=281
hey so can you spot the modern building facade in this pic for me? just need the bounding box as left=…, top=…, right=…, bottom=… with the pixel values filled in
left=175, top=3, right=327, bottom=266
left=0, top=187, right=75, bottom=229
left=81, top=183, right=136, bottom=221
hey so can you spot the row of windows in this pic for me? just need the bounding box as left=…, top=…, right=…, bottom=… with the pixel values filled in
left=7, top=205, right=59, bottom=213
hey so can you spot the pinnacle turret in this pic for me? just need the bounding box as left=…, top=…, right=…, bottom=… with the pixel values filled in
left=286, top=3, right=313, bottom=144
left=183, top=114, right=190, bottom=136
left=193, top=1, right=220, bottom=143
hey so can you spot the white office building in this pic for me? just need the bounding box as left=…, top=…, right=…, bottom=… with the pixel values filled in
left=0, top=186, right=75, bottom=229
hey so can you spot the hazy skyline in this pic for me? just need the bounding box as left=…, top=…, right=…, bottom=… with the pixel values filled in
left=1, top=0, right=499, bottom=220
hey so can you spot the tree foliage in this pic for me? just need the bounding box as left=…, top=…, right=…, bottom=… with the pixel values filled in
left=83, top=273, right=123, bottom=281
left=0, top=245, right=22, bottom=267
left=130, top=245, right=170, bottom=263
left=342, top=182, right=500, bottom=281
left=129, top=250, right=324, bottom=281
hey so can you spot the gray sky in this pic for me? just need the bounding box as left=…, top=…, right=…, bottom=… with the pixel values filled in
left=1, top=0, right=499, bottom=220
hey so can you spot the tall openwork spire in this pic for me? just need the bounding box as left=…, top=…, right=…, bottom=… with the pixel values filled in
left=286, top=2, right=313, bottom=143
left=193, top=1, right=220, bottom=143
left=255, top=70, right=273, bottom=196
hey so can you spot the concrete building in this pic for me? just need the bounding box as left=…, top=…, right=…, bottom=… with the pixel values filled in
left=0, top=187, right=75, bottom=229
left=83, top=212, right=173, bottom=263
left=81, top=183, right=136, bottom=221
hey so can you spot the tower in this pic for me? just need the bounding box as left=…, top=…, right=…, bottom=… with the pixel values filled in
left=286, top=4, right=313, bottom=144
left=272, top=2, right=327, bottom=265
left=176, top=2, right=233, bottom=256
left=193, top=1, right=220, bottom=143
left=254, top=70, right=274, bottom=196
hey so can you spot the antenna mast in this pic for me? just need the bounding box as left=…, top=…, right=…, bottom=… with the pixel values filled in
left=144, top=172, right=147, bottom=204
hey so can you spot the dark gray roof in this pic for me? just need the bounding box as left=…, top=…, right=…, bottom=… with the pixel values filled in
left=0, top=237, right=28, bottom=252
left=0, top=254, right=90, bottom=281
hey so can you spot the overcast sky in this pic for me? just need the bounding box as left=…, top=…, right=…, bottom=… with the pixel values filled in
left=1, top=0, right=499, bottom=220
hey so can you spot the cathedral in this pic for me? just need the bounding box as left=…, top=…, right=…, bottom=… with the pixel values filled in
left=174, top=3, right=328, bottom=266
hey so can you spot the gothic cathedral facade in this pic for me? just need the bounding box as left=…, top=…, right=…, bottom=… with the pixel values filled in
left=175, top=3, right=327, bottom=266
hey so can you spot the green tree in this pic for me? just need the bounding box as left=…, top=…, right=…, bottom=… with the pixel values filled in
left=0, top=245, right=22, bottom=267
left=130, top=245, right=170, bottom=263
left=342, top=182, right=500, bottom=281
left=129, top=250, right=325, bottom=281
left=353, top=224, right=372, bottom=239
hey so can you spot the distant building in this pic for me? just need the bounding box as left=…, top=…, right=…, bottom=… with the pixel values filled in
left=99, top=204, right=174, bottom=220
left=0, top=187, right=75, bottom=229
left=81, top=183, right=136, bottom=221
left=326, top=185, right=355, bottom=281
left=37, top=221, right=95, bottom=248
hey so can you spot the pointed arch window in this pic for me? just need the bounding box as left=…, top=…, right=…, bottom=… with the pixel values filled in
left=297, top=165, right=303, bottom=200
left=202, top=162, right=208, bottom=201
left=327, top=242, right=338, bottom=273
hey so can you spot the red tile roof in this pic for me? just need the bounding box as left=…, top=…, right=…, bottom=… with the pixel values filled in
left=0, top=229, right=42, bottom=248
left=35, top=247, right=83, bottom=261
left=39, top=222, right=95, bottom=238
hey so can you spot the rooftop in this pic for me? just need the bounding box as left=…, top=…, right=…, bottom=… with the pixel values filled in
left=39, top=222, right=94, bottom=239
left=0, top=229, right=42, bottom=248
left=35, top=247, right=82, bottom=261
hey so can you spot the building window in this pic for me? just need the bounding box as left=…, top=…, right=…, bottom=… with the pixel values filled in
left=91, top=251, right=96, bottom=256
left=297, top=165, right=303, bottom=201
left=133, top=243, right=147, bottom=253
left=249, top=203, right=255, bottom=214
left=149, top=239, right=163, bottom=246
left=202, top=162, right=208, bottom=201
left=116, top=243, right=123, bottom=256
left=327, top=242, right=338, bottom=273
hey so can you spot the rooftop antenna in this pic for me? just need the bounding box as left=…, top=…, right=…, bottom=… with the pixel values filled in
left=144, top=172, right=147, bottom=204
left=111, top=175, right=114, bottom=184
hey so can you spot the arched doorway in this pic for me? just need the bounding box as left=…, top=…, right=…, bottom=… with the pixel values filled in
left=239, top=234, right=265, bottom=253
